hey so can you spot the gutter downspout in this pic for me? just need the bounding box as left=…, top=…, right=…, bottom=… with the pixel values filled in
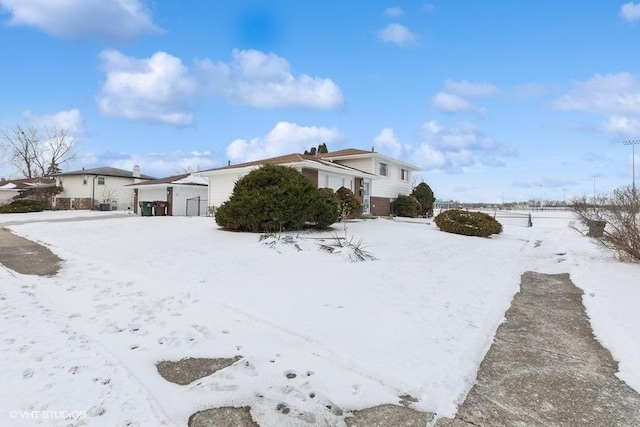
left=92, top=175, right=97, bottom=210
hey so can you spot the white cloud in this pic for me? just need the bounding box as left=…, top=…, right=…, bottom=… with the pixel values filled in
left=95, top=49, right=345, bottom=125
left=554, top=72, right=640, bottom=115
left=196, top=49, right=344, bottom=109
left=373, top=127, right=407, bottom=159
left=554, top=72, right=640, bottom=138
left=96, top=50, right=196, bottom=126
left=432, top=80, right=499, bottom=114
left=444, top=79, right=500, bottom=98
left=379, top=23, right=418, bottom=47
left=384, top=7, right=404, bottom=17
left=225, top=121, right=344, bottom=163
left=412, top=120, right=515, bottom=173
left=621, top=2, right=640, bottom=21
left=23, top=108, right=84, bottom=134
left=0, top=0, right=161, bottom=41
left=76, top=150, right=219, bottom=178
left=432, top=92, right=476, bottom=113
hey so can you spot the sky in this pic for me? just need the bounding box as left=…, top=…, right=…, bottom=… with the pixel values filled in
left=1, top=1, right=640, bottom=202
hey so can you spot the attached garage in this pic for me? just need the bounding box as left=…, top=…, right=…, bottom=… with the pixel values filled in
left=126, top=173, right=208, bottom=216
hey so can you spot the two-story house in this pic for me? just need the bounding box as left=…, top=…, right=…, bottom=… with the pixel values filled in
left=53, top=166, right=154, bottom=210
left=197, top=148, right=421, bottom=216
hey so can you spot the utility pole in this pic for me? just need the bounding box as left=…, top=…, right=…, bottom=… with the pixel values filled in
left=590, top=174, right=600, bottom=200
left=622, top=140, right=639, bottom=191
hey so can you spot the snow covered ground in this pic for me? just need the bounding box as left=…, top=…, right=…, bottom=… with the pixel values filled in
left=0, top=209, right=638, bottom=426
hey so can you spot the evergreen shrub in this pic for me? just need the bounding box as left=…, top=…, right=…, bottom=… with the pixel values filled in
left=313, top=187, right=341, bottom=229
left=0, top=199, right=46, bottom=213
left=394, top=195, right=420, bottom=218
left=411, top=182, right=435, bottom=217
left=336, top=186, right=362, bottom=218
left=434, top=209, right=503, bottom=237
left=215, top=164, right=339, bottom=232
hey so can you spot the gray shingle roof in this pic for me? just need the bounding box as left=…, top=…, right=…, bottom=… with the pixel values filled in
left=53, top=167, right=155, bottom=180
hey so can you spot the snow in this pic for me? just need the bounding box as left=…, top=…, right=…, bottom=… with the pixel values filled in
left=0, top=209, right=638, bottom=426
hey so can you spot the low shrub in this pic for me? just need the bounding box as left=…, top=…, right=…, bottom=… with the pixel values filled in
left=336, top=186, right=362, bottom=218
left=0, top=199, right=46, bottom=213
left=394, top=195, right=421, bottom=218
left=434, top=209, right=503, bottom=237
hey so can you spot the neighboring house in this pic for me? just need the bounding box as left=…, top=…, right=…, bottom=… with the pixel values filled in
left=53, top=166, right=154, bottom=211
left=126, top=173, right=209, bottom=216
left=197, top=148, right=421, bottom=216
left=0, top=177, right=56, bottom=205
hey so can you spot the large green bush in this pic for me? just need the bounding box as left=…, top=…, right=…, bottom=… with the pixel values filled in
left=336, top=186, right=362, bottom=218
left=434, top=209, right=503, bottom=237
left=215, top=164, right=339, bottom=232
left=411, top=182, right=435, bottom=217
left=394, top=195, right=420, bottom=218
left=0, top=199, right=46, bottom=213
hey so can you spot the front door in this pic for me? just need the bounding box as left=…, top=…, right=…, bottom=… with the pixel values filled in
left=362, top=181, right=370, bottom=214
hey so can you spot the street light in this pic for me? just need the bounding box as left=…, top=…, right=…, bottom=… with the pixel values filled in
left=590, top=174, right=600, bottom=199
left=622, top=140, right=639, bottom=191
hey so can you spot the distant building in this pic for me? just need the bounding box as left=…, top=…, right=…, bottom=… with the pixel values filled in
left=52, top=166, right=154, bottom=210
left=0, top=177, right=56, bottom=205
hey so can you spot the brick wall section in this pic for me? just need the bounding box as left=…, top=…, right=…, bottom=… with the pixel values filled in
left=55, top=197, right=94, bottom=210
left=371, top=196, right=391, bottom=216
left=301, top=168, right=319, bottom=187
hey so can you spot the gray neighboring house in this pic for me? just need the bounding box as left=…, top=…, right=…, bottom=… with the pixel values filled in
left=53, top=166, right=154, bottom=211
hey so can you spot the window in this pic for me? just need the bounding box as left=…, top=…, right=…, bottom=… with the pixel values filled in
left=97, top=176, right=105, bottom=185
left=82, top=177, right=88, bottom=185
left=379, top=162, right=388, bottom=176
left=400, top=168, right=409, bottom=181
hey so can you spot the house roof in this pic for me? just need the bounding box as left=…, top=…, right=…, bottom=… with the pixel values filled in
left=201, top=153, right=311, bottom=172
left=317, top=148, right=422, bottom=171
left=126, top=173, right=208, bottom=188
left=197, top=152, right=379, bottom=179
left=53, top=167, right=155, bottom=180
left=0, top=177, right=56, bottom=190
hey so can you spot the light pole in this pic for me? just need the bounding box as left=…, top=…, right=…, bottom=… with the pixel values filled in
left=622, top=140, right=639, bottom=191
left=590, top=174, right=600, bottom=199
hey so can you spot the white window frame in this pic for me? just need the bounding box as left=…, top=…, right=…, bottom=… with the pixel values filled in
left=400, top=168, right=409, bottom=181
left=97, top=176, right=105, bottom=185
left=379, top=162, right=388, bottom=176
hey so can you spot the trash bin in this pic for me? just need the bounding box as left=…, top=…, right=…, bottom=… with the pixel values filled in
left=154, top=201, right=168, bottom=216
left=139, top=201, right=155, bottom=217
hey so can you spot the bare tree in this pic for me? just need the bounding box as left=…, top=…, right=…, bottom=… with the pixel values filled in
left=0, top=125, right=39, bottom=178
left=0, top=124, right=77, bottom=178
left=571, top=185, right=640, bottom=262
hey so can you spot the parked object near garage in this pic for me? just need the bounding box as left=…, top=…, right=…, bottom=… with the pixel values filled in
left=139, top=201, right=155, bottom=216
left=154, top=201, right=168, bottom=216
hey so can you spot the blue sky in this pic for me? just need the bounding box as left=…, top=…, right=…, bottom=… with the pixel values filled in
left=1, top=1, right=640, bottom=203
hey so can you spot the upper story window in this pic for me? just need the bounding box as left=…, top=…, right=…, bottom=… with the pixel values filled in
left=97, top=176, right=105, bottom=185
left=82, top=177, right=88, bottom=185
left=400, top=168, right=409, bottom=181
left=379, top=162, right=388, bottom=176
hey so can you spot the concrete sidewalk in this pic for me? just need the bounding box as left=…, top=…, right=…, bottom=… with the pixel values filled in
left=436, top=271, right=640, bottom=426
left=0, top=228, right=61, bottom=276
